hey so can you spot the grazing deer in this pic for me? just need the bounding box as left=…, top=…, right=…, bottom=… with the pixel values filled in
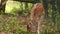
left=21, top=3, right=45, bottom=34
left=30, top=3, right=45, bottom=34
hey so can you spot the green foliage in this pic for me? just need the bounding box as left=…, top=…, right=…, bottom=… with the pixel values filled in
left=5, top=1, right=23, bottom=15
left=5, top=1, right=33, bottom=15
left=0, top=26, right=3, bottom=32
left=56, top=14, right=60, bottom=32
left=0, top=14, right=27, bottom=34
left=15, top=27, right=27, bottom=34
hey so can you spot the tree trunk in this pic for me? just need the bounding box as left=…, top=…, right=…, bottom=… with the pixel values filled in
left=42, top=0, right=48, bottom=18
left=0, top=0, right=7, bottom=14
left=50, top=0, right=57, bottom=34
left=57, top=0, right=60, bottom=14
left=51, top=0, right=56, bottom=23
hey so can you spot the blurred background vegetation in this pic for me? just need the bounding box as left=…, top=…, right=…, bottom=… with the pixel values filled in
left=0, top=0, right=60, bottom=34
